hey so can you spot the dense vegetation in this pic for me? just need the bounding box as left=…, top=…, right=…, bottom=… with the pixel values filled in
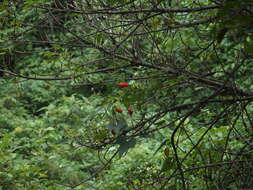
left=1, top=0, right=253, bottom=189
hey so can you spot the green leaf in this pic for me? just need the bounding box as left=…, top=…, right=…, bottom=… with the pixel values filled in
left=116, top=136, right=136, bottom=158
left=153, top=139, right=168, bottom=155
left=107, top=118, right=129, bottom=135
left=161, top=157, right=173, bottom=172
left=116, top=118, right=128, bottom=130
left=245, top=42, right=253, bottom=56
left=216, top=27, right=228, bottom=44
left=0, top=134, right=12, bottom=150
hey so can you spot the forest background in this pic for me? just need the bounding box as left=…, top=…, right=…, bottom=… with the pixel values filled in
left=0, top=0, right=253, bottom=189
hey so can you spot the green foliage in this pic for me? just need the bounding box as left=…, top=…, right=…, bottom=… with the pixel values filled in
left=0, top=0, right=253, bottom=189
